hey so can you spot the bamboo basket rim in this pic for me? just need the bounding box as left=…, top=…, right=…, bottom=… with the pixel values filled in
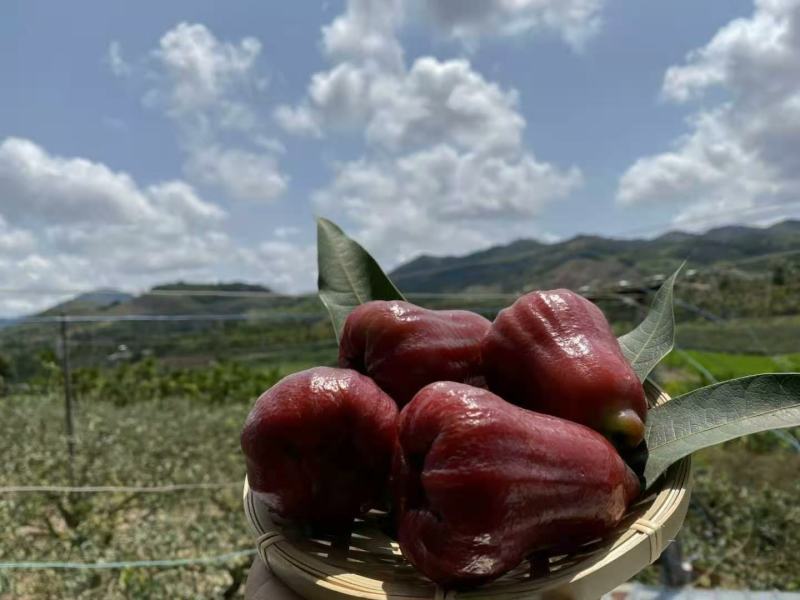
left=243, top=382, right=693, bottom=599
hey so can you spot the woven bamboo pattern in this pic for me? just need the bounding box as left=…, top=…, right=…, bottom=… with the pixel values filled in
left=243, top=382, right=692, bottom=599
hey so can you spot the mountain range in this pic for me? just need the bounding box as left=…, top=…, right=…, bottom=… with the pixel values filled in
left=9, top=220, right=800, bottom=321
left=389, top=220, right=800, bottom=293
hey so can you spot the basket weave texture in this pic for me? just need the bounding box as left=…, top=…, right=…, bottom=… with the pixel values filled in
left=243, top=382, right=692, bottom=599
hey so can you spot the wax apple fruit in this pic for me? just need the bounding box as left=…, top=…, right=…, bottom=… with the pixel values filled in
left=394, top=382, right=640, bottom=588
left=339, top=300, right=491, bottom=406
left=482, top=289, right=647, bottom=448
left=241, top=367, right=398, bottom=528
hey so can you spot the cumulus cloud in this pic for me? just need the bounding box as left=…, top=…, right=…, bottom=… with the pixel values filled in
left=322, top=0, right=405, bottom=70
left=276, top=0, right=582, bottom=267
left=0, top=137, right=237, bottom=314
left=184, top=145, right=288, bottom=202
left=423, top=0, right=605, bottom=50
left=128, top=22, right=289, bottom=203
left=273, top=104, right=323, bottom=137
left=107, top=41, right=131, bottom=77
left=364, top=57, right=525, bottom=152
left=0, top=137, right=161, bottom=225
left=240, top=239, right=317, bottom=294
left=617, top=0, right=800, bottom=228
left=0, top=216, right=36, bottom=256
left=316, top=145, right=580, bottom=264
left=150, top=22, right=263, bottom=122
left=276, top=37, right=525, bottom=151
left=273, top=1, right=402, bottom=134
left=318, top=144, right=580, bottom=222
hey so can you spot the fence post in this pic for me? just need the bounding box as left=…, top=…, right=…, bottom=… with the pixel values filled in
left=659, top=539, right=692, bottom=587
left=59, top=313, right=76, bottom=484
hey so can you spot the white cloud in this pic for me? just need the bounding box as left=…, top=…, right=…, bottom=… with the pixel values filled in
left=147, top=180, right=227, bottom=224
left=275, top=0, right=581, bottom=266
left=273, top=1, right=403, bottom=134
left=274, top=226, right=300, bottom=239
left=0, top=216, right=36, bottom=256
left=273, top=104, right=322, bottom=137
left=253, top=135, right=287, bottom=154
left=320, top=144, right=581, bottom=220
left=274, top=1, right=600, bottom=147
left=322, top=0, right=405, bottom=70
left=277, top=54, right=526, bottom=153
left=617, top=0, right=800, bottom=228
left=365, top=57, right=524, bottom=152
left=315, top=144, right=580, bottom=266
left=184, top=145, right=288, bottom=202
left=0, top=137, right=239, bottom=314
left=0, top=137, right=225, bottom=235
left=151, top=22, right=263, bottom=119
left=0, top=137, right=159, bottom=225
left=107, top=41, right=131, bottom=77
left=242, top=239, right=317, bottom=293
left=0, top=137, right=225, bottom=232
left=423, top=0, right=605, bottom=50
left=306, top=63, right=376, bottom=129
left=137, top=23, right=289, bottom=203
left=661, top=0, right=800, bottom=104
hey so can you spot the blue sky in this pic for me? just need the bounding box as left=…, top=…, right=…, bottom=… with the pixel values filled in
left=1, top=0, right=797, bottom=314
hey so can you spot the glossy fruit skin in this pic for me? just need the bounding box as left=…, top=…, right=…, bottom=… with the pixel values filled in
left=339, top=300, right=491, bottom=407
left=394, top=382, right=640, bottom=588
left=241, top=367, right=398, bottom=528
left=482, top=289, right=647, bottom=448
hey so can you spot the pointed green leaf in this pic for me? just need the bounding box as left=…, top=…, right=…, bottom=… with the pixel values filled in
left=643, top=373, right=800, bottom=488
left=317, top=217, right=404, bottom=341
left=618, top=263, right=684, bottom=381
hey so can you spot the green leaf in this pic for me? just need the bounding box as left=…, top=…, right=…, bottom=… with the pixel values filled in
left=317, top=217, right=405, bottom=341
left=643, top=373, right=800, bottom=488
left=618, top=263, right=684, bottom=381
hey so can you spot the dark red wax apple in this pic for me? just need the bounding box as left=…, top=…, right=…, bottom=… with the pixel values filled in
left=482, top=289, right=647, bottom=448
left=339, top=300, right=491, bottom=406
left=241, top=367, right=398, bottom=528
left=394, top=382, right=640, bottom=588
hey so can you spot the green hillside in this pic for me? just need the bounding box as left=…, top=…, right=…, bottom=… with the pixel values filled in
left=0, top=282, right=333, bottom=385
left=389, top=220, right=800, bottom=293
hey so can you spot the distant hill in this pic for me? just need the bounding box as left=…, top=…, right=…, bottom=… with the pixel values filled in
left=29, top=282, right=287, bottom=319
left=41, top=289, right=134, bottom=314
left=0, top=281, right=330, bottom=382
left=151, top=282, right=272, bottom=293
left=389, top=220, right=800, bottom=293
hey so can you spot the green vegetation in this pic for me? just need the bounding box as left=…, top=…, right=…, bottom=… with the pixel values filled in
left=0, top=347, right=797, bottom=596
left=0, top=393, right=254, bottom=599
left=389, top=220, right=800, bottom=296
left=653, top=349, right=800, bottom=454
left=655, top=349, right=800, bottom=396
left=0, top=354, right=324, bottom=598
left=71, top=359, right=286, bottom=406
left=635, top=444, right=800, bottom=590
left=676, top=315, right=800, bottom=355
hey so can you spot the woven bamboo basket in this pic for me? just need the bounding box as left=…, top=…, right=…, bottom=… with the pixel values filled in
left=243, top=381, right=692, bottom=599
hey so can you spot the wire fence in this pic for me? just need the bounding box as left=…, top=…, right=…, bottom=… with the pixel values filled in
left=0, top=482, right=243, bottom=495
left=0, top=550, right=258, bottom=571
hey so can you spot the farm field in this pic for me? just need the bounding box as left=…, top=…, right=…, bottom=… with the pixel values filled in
left=1, top=349, right=799, bottom=597
left=1, top=392, right=262, bottom=599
